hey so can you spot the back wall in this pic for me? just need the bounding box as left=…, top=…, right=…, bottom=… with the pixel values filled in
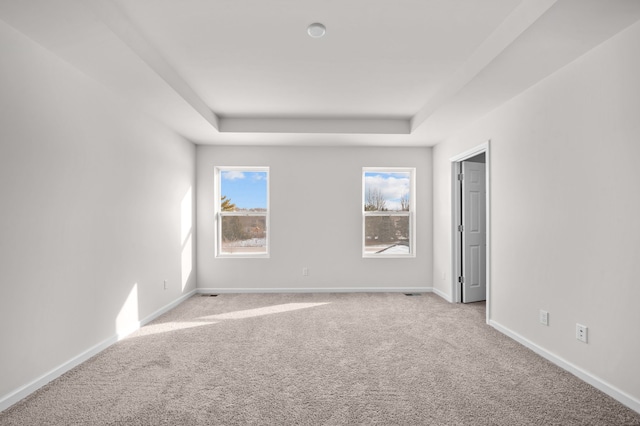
left=196, top=146, right=432, bottom=292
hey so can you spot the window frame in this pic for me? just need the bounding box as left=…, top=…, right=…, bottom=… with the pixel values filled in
left=362, top=167, right=416, bottom=258
left=215, top=166, right=270, bottom=258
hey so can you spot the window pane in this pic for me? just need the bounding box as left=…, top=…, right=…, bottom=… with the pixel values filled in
left=218, top=168, right=268, bottom=257
left=364, top=215, right=410, bottom=254
left=221, top=171, right=267, bottom=211
left=220, top=215, right=267, bottom=254
left=364, top=172, right=410, bottom=212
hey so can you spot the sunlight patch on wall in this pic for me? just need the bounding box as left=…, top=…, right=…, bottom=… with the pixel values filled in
left=181, top=233, right=193, bottom=291
left=181, top=187, right=192, bottom=243
left=181, top=187, right=193, bottom=291
left=200, top=302, right=330, bottom=320
left=116, top=283, right=139, bottom=338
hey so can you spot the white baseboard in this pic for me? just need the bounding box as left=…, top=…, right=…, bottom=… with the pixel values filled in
left=490, top=320, right=640, bottom=414
left=197, top=287, right=434, bottom=294
left=0, top=289, right=196, bottom=413
left=138, top=290, right=197, bottom=330
left=0, top=333, right=119, bottom=413
left=431, top=287, right=452, bottom=302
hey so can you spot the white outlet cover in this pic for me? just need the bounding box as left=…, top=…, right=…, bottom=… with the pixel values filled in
left=576, top=324, right=588, bottom=343
left=539, top=310, right=549, bottom=326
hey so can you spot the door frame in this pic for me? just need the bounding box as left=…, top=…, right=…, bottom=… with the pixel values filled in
left=450, top=140, right=491, bottom=323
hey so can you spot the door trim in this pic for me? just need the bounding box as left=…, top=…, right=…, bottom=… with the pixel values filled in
left=449, top=140, right=491, bottom=324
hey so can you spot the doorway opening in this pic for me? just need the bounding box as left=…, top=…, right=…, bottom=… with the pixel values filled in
left=450, top=141, right=491, bottom=324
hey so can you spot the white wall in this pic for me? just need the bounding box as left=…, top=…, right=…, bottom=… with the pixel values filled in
left=433, top=21, right=640, bottom=406
left=197, top=146, right=432, bottom=291
left=0, top=19, right=196, bottom=406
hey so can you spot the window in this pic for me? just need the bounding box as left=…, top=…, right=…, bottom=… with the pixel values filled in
left=363, top=168, right=415, bottom=257
left=216, top=167, right=269, bottom=257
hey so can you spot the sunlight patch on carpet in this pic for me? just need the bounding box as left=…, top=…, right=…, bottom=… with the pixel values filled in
left=134, top=321, right=216, bottom=337
left=200, top=302, right=330, bottom=320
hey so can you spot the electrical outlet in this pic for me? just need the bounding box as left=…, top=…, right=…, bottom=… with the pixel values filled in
left=539, top=310, right=549, bottom=326
left=302, top=267, right=309, bottom=276
left=576, top=324, right=588, bottom=343
left=163, top=280, right=168, bottom=290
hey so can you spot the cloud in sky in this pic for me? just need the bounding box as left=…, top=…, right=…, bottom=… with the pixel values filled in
left=221, top=171, right=268, bottom=209
left=222, top=171, right=245, bottom=180
left=365, top=172, right=410, bottom=211
left=365, top=173, right=410, bottom=198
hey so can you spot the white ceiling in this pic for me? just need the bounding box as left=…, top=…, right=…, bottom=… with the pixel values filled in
left=2, top=0, right=640, bottom=146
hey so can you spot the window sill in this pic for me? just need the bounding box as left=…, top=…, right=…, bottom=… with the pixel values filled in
left=216, top=254, right=270, bottom=259
left=362, top=254, right=415, bottom=259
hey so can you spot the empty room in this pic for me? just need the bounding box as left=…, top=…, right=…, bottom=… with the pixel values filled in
left=1, top=0, right=639, bottom=424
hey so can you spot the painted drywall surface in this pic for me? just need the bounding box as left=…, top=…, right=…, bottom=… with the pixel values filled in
left=433, top=20, right=640, bottom=401
left=197, top=146, right=432, bottom=290
left=0, top=21, right=196, bottom=400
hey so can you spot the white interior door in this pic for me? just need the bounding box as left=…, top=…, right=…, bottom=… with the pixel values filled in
left=461, top=161, right=486, bottom=303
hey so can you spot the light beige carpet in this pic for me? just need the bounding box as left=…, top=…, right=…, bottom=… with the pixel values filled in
left=2, top=293, right=639, bottom=425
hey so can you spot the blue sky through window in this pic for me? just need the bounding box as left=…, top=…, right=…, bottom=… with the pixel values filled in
left=221, top=171, right=267, bottom=210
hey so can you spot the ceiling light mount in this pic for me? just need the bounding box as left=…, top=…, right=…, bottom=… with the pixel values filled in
left=307, top=23, right=326, bottom=38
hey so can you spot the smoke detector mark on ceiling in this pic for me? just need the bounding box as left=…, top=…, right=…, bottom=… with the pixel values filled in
left=307, top=23, right=326, bottom=38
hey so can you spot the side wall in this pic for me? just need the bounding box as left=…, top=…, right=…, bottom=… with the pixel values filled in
left=0, top=20, right=196, bottom=408
left=197, top=146, right=432, bottom=292
left=433, top=21, right=640, bottom=407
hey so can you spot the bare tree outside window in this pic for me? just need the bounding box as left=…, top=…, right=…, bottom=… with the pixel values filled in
left=400, top=192, right=410, bottom=211
left=365, top=188, right=387, bottom=211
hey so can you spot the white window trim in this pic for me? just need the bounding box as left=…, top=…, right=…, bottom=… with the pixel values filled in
left=215, top=166, right=270, bottom=258
left=362, top=167, right=416, bottom=258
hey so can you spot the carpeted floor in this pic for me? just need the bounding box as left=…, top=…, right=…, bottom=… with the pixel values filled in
left=2, top=292, right=639, bottom=425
